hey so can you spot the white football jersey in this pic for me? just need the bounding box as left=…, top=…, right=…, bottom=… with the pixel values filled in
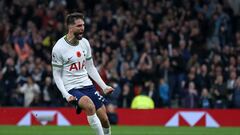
left=52, top=36, right=93, bottom=91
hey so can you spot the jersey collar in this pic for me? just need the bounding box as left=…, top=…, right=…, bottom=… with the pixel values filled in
left=64, top=35, right=79, bottom=46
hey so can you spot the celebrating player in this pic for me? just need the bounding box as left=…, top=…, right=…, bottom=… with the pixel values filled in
left=52, top=12, right=114, bottom=135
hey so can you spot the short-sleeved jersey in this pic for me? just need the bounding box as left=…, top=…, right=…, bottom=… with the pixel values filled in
left=52, top=36, right=93, bottom=91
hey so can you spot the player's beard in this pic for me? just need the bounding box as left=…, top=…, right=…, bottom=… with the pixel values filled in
left=74, top=32, right=83, bottom=40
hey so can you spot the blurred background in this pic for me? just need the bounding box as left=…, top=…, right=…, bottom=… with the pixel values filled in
left=1, top=0, right=240, bottom=115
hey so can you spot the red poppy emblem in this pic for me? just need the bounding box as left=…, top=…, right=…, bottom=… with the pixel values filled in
left=76, top=51, right=81, bottom=57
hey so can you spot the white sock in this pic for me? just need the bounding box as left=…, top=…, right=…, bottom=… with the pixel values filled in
left=87, top=114, right=104, bottom=135
left=103, top=127, right=111, bottom=135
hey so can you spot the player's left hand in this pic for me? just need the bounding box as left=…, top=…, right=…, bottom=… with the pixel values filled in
left=103, top=86, right=114, bottom=95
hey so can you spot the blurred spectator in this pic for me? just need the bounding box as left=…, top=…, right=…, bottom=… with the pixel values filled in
left=13, top=28, right=32, bottom=62
left=16, top=65, right=29, bottom=86
left=158, top=78, right=170, bottom=108
left=226, top=70, right=237, bottom=106
left=2, top=58, right=17, bottom=105
left=18, top=76, right=40, bottom=107
left=136, top=52, right=153, bottom=83
left=105, top=79, right=121, bottom=106
left=41, top=64, right=53, bottom=81
left=143, top=80, right=159, bottom=107
left=0, top=72, right=4, bottom=106
left=118, top=83, right=133, bottom=108
left=211, top=75, right=227, bottom=108
left=170, top=48, right=186, bottom=98
left=40, top=76, right=55, bottom=106
left=232, top=77, right=240, bottom=108
left=199, top=88, right=212, bottom=108
left=196, top=64, right=211, bottom=90
left=182, top=82, right=199, bottom=108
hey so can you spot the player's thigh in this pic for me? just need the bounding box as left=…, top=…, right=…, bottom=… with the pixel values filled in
left=79, top=96, right=96, bottom=113
left=83, top=86, right=105, bottom=110
left=69, top=89, right=95, bottom=110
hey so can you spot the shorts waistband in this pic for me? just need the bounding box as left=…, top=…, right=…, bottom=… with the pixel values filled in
left=70, top=85, right=94, bottom=91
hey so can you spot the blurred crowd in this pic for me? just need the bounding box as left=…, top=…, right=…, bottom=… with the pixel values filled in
left=1, top=0, right=240, bottom=110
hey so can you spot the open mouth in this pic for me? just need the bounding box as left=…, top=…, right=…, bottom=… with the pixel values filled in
left=75, top=32, right=83, bottom=40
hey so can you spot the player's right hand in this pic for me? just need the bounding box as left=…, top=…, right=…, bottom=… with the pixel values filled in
left=67, top=95, right=77, bottom=103
left=67, top=95, right=82, bottom=114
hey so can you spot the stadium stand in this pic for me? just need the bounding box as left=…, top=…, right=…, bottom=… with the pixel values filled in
left=0, top=0, right=240, bottom=110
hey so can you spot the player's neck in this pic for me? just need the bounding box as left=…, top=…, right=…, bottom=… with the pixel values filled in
left=65, top=34, right=79, bottom=46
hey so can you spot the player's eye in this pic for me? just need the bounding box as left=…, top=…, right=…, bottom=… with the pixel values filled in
left=76, top=24, right=84, bottom=27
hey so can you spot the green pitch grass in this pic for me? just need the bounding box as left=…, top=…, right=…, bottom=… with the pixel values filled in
left=0, top=126, right=240, bottom=135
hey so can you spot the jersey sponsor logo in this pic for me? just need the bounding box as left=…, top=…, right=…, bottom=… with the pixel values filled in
left=69, top=60, right=86, bottom=71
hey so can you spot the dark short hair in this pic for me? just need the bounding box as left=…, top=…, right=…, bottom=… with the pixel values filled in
left=66, top=12, right=84, bottom=26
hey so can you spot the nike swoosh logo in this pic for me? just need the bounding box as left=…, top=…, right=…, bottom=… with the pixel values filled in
left=68, top=56, right=73, bottom=61
left=66, top=56, right=73, bottom=64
